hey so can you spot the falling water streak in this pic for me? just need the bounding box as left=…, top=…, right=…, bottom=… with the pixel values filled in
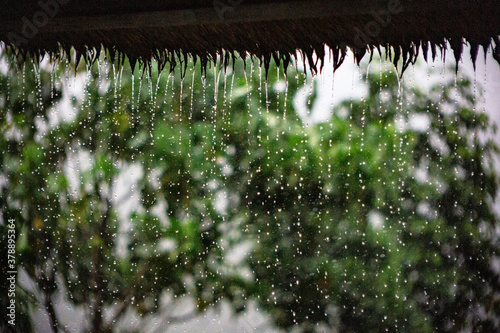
left=265, top=76, right=270, bottom=114
left=375, top=60, right=385, bottom=213
left=34, top=63, right=43, bottom=113
left=97, top=60, right=106, bottom=121
left=169, top=70, right=176, bottom=107
left=302, top=72, right=312, bottom=126
left=426, top=58, right=432, bottom=127
left=147, top=67, right=154, bottom=106
left=187, top=65, right=195, bottom=206
left=97, top=58, right=102, bottom=86
left=136, top=74, right=144, bottom=114
left=275, top=65, right=282, bottom=143
left=131, top=72, right=135, bottom=114
left=283, top=75, right=288, bottom=121
left=221, top=66, right=229, bottom=182
left=130, top=70, right=136, bottom=137
left=161, top=72, right=173, bottom=122
left=211, top=71, right=219, bottom=156
left=247, top=61, right=255, bottom=150
left=117, top=66, right=125, bottom=117
left=360, top=67, right=367, bottom=153
left=378, top=57, right=383, bottom=119
left=472, top=63, right=478, bottom=114
left=398, top=75, right=407, bottom=186
left=113, top=64, right=122, bottom=101
left=307, top=72, right=314, bottom=110
left=64, top=59, right=74, bottom=120
left=248, top=60, right=254, bottom=107
left=179, top=73, right=184, bottom=115
left=330, top=70, right=336, bottom=111
left=201, top=70, right=207, bottom=115
left=357, top=65, right=367, bottom=237
left=229, top=67, right=235, bottom=111
left=242, top=59, right=255, bottom=228
left=453, top=69, right=461, bottom=151
left=118, top=66, right=124, bottom=94
left=48, top=62, right=58, bottom=124
left=346, top=68, right=356, bottom=209
left=393, top=65, right=403, bottom=191
left=50, top=65, right=55, bottom=104
left=104, top=60, right=111, bottom=93
left=222, top=66, right=228, bottom=142
left=112, top=64, right=118, bottom=99
left=81, top=60, right=94, bottom=155
left=393, top=60, right=409, bottom=255
left=189, top=66, right=196, bottom=120
left=212, top=66, right=219, bottom=166
left=243, top=59, right=249, bottom=87
left=295, top=71, right=301, bottom=114
left=276, top=65, right=280, bottom=112
left=213, top=63, right=221, bottom=108
left=408, top=65, right=417, bottom=205
left=453, top=68, right=460, bottom=139
left=110, top=64, right=119, bottom=123
left=199, top=68, right=213, bottom=179
left=146, top=73, right=155, bottom=141
left=483, top=58, right=488, bottom=116
left=223, top=66, right=228, bottom=111
left=5, top=68, right=10, bottom=119
left=480, top=58, right=488, bottom=211
left=153, top=69, right=162, bottom=111
left=258, top=65, right=263, bottom=117
left=22, top=62, right=26, bottom=116
left=436, top=61, right=446, bottom=203
left=183, top=65, right=193, bottom=204
left=83, top=63, right=89, bottom=110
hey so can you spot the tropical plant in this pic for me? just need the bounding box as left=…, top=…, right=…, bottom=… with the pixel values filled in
left=1, top=50, right=498, bottom=333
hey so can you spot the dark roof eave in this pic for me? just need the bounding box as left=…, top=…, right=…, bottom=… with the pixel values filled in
left=1, top=0, right=499, bottom=74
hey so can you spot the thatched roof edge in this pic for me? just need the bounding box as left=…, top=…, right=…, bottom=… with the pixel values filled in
left=2, top=36, right=499, bottom=77
left=0, top=0, right=499, bottom=75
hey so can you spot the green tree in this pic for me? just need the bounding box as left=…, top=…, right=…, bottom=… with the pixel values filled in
left=1, top=48, right=499, bottom=333
left=0, top=53, right=300, bottom=332
left=239, top=69, right=500, bottom=332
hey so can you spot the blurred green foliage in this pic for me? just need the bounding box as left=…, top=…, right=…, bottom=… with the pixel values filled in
left=0, top=50, right=499, bottom=333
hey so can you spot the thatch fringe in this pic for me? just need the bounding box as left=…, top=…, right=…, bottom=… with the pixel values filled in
left=2, top=36, right=500, bottom=78
left=1, top=0, right=499, bottom=76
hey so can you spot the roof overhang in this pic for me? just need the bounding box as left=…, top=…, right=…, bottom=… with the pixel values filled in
left=1, top=0, right=499, bottom=73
